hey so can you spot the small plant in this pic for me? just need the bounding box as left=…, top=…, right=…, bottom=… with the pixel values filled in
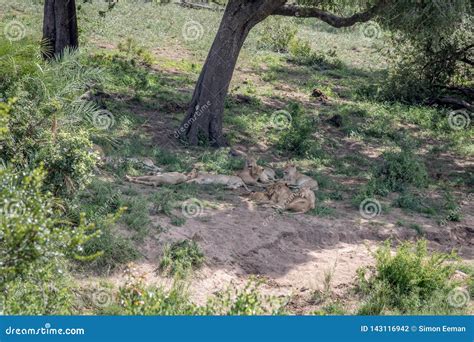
left=111, top=269, right=286, bottom=315
left=288, top=38, right=343, bottom=69
left=308, top=204, right=335, bottom=217
left=393, top=190, right=436, bottom=216
left=408, top=223, right=424, bottom=236
left=170, top=216, right=186, bottom=227
left=356, top=240, right=463, bottom=315
left=355, top=149, right=430, bottom=204
left=159, top=240, right=204, bottom=278
left=113, top=265, right=199, bottom=315
left=205, top=280, right=287, bottom=315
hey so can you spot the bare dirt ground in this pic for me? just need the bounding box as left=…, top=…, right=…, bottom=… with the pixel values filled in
left=101, top=181, right=474, bottom=313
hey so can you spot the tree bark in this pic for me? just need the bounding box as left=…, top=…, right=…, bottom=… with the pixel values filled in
left=42, top=0, right=79, bottom=59
left=177, top=0, right=285, bottom=146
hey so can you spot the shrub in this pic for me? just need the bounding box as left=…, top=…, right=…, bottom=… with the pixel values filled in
left=35, top=132, right=98, bottom=195
left=0, top=39, right=39, bottom=92
left=383, top=18, right=473, bottom=103
left=0, top=39, right=102, bottom=197
left=1, top=263, right=76, bottom=315
left=276, top=103, right=315, bottom=157
left=159, top=240, right=204, bottom=278
left=112, top=267, right=199, bottom=315
left=375, top=150, right=428, bottom=193
left=393, top=190, right=437, bottom=216
left=205, top=280, right=287, bottom=315
left=0, top=167, right=98, bottom=284
left=356, top=240, right=464, bottom=315
left=257, top=17, right=298, bottom=53
left=288, top=38, right=343, bottom=69
left=288, top=38, right=312, bottom=60
left=0, top=167, right=99, bottom=314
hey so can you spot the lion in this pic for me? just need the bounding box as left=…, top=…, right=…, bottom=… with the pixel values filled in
left=238, top=157, right=276, bottom=185
left=265, top=182, right=293, bottom=208
left=187, top=170, right=250, bottom=190
left=283, top=164, right=319, bottom=190
left=125, top=170, right=194, bottom=187
left=285, top=187, right=316, bottom=214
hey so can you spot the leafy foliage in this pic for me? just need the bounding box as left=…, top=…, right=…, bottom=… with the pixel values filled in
left=0, top=38, right=103, bottom=196
left=0, top=167, right=98, bottom=285
left=276, top=103, right=315, bottom=157
left=375, top=150, right=428, bottom=193
left=159, top=240, right=204, bottom=278
left=257, top=17, right=298, bottom=53
left=357, top=240, right=464, bottom=315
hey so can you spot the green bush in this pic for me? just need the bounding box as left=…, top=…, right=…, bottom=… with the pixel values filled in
left=0, top=167, right=98, bottom=284
left=113, top=270, right=199, bottom=315
left=276, top=103, right=315, bottom=157
left=36, top=132, right=98, bottom=195
left=288, top=38, right=312, bottom=59
left=1, top=263, right=76, bottom=315
left=159, top=240, right=204, bottom=278
left=0, top=167, right=100, bottom=314
left=205, top=280, right=287, bottom=315
left=288, top=38, right=343, bottom=69
left=383, top=18, right=473, bottom=103
left=356, top=240, right=464, bottom=315
left=257, top=17, right=298, bottom=53
left=0, top=38, right=39, bottom=92
left=375, top=150, right=428, bottom=193
left=393, top=191, right=437, bottom=215
left=0, top=38, right=102, bottom=197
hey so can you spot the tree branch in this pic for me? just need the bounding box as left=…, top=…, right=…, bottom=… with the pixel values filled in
left=272, top=0, right=388, bottom=28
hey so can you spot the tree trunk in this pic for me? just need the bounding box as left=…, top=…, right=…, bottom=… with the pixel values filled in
left=42, top=0, right=79, bottom=59
left=177, top=0, right=285, bottom=146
